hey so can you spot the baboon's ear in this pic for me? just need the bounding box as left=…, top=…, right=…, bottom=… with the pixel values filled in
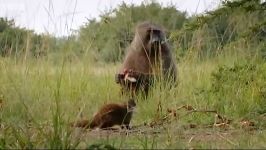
left=161, top=27, right=170, bottom=40
left=163, top=28, right=169, bottom=36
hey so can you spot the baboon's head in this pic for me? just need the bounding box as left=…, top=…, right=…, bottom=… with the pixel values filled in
left=132, top=21, right=167, bottom=56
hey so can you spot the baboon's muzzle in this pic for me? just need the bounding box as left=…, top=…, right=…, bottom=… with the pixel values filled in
left=150, top=36, right=162, bottom=55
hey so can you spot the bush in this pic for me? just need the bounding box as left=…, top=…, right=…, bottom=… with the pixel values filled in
left=206, top=62, right=266, bottom=117
left=171, top=0, right=266, bottom=60
left=0, top=17, right=57, bottom=58
left=78, top=1, right=187, bottom=62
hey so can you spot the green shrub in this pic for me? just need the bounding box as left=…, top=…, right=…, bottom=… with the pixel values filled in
left=208, top=62, right=266, bottom=117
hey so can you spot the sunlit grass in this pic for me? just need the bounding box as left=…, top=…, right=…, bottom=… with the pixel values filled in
left=0, top=53, right=265, bottom=148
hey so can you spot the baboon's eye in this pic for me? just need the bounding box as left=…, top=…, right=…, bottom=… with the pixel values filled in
left=145, top=30, right=151, bottom=41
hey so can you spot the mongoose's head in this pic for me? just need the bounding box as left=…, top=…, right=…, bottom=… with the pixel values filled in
left=127, top=98, right=136, bottom=112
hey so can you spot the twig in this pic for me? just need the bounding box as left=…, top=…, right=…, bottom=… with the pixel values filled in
left=216, top=133, right=237, bottom=146
left=188, top=135, right=196, bottom=144
left=180, top=110, right=218, bottom=118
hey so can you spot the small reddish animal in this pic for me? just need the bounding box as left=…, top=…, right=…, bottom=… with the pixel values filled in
left=71, top=99, right=136, bottom=129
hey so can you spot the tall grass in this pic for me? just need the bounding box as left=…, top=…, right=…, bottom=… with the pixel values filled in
left=1, top=47, right=265, bottom=148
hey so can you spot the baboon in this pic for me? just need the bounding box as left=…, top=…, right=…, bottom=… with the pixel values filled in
left=116, top=21, right=177, bottom=96
left=71, top=99, right=136, bottom=129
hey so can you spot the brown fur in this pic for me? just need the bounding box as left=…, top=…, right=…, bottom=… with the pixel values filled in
left=71, top=99, right=136, bottom=129
left=116, top=21, right=177, bottom=96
